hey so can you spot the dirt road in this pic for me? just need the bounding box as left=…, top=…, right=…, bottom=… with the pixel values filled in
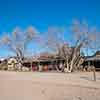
left=0, top=71, right=100, bottom=100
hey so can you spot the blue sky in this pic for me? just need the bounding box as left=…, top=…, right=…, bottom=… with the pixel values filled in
left=0, top=0, right=100, bottom=57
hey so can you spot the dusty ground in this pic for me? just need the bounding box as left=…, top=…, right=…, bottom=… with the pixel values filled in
left=0, top=71, right=100, bottom=100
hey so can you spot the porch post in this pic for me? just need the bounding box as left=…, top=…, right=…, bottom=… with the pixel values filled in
left=93, top=61, right=96, bottom=81
left=31, top=61, right=32, bottom=72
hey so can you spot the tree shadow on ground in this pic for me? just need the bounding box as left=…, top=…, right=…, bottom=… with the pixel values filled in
left=80, top=76, right=93, bottom=81
left=80, top=76, right=100, bottom=81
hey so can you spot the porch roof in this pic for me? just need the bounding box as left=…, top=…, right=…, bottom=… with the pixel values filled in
left=85, top=56, right=100, bottom=61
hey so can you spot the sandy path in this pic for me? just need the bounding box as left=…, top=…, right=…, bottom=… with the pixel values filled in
left=0, top=71, right=100, bottom=100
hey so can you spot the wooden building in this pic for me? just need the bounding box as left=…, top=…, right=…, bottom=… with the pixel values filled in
left=82, top=51, right=100, bottom=71
left=22, top=55, right=65, bottom=72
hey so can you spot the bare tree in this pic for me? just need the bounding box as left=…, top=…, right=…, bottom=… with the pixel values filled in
left=0, top=26, right=39, bottom=69
left=68, top=20, right=97, bottom=72
left=43, top=20, right=97, bottom=72
left=42, top=27, right=66, bottom=53
left=42, top=27, right=71, bottom=72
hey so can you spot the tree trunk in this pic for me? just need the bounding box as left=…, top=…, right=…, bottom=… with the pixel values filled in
left=69, top=55, right=76, bottom=72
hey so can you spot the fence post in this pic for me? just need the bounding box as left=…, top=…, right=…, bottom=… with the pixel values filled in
left=93, top=66, right=96, bottom=81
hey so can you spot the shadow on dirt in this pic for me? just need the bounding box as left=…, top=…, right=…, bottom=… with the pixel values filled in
left=80, top=76, right=92, bottom=81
